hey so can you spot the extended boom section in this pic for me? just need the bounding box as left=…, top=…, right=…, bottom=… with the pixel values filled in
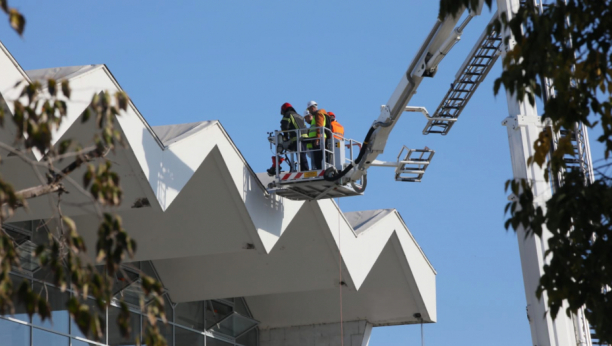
left=348, top=8, right=477, bottom=183
left=423, top=15, right=502, bottom=135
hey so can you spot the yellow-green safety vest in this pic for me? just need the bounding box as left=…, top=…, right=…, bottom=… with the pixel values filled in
left=281, top=114, right=309, bottom=142
left=306, top=118, right=326, bottom=148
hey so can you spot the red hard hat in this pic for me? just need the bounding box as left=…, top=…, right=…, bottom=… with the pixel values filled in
left=328, top=111, right=336, bottom=118
left=280, top=102, right=293, bottom=115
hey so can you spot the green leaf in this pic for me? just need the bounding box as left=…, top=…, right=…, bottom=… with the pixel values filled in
left=115, top=91, right=129, bottom=111
left=81, top=107, right=91, bottom=123
left=8, top=8, right=25, bottom=36
left=61, top=80, right=71, bottom=99
left=58, top=139, right=72, bottom=155
left=0, top=0, right=8, bottom=14
left=47, top=79, right=57, bottom=97
left=62, top=216, right=77, bottom=234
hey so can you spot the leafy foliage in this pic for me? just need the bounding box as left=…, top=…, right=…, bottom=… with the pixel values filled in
left=0, top=4, right=168, bottom=344
left=507, top=171, right=612, bottom=343
left=0, top=0, right=25, bottom=36
left=438, top=0, right=492, bottom=19
left=442, top=0, right=612, bottom=343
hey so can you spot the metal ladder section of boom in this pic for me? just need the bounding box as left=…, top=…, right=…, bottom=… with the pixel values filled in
left=422, top=14, right=502, bottom=135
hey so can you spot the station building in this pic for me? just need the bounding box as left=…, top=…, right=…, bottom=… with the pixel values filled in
left=0, top=41, right=436, bottom=346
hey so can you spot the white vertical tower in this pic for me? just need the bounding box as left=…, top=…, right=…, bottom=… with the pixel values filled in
left=497, top=0, right=585, bottom=345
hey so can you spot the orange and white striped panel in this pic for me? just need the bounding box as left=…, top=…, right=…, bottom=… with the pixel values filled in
left=279, top=169, right=326, bottom=181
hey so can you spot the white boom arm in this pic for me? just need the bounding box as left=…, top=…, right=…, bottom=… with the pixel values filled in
left=346, top=6, right=481, bottom=182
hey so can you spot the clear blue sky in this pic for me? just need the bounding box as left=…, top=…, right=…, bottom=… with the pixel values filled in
left=5, top=1, right=600, bottom=345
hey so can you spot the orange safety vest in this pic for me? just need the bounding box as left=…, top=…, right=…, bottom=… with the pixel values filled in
left=331, top=119, right=344, bottom=139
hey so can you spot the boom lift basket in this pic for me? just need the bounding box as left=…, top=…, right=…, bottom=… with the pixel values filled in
left=266, top=127, right=365, bottom=201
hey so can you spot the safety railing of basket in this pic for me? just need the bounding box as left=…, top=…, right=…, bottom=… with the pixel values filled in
left=271, top=127, right=335, bottom=178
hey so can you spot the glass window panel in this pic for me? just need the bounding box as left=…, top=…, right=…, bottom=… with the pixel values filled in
left=175, top=301, right=204, bottom=330
left=70, top=298, right=105, bottom=343
left=15, top=240, right=41, bottom=273
left=72, top=339, right=99, bottom=346
left=175, top=326, right=203, bottom=346
left=234, top=298, right=250, bottom=317
left=139, top=261, right=158, bottom=280
left=142, top=320, right=173, bottom=346
left=108, top=305, right=140, bottom=346
left=208, top=312, right=258, bottom=338
left=31, top=220, right=48, bottom=245
left=33, top=328, right=69, bottom=346
left=122, top=261, right=140, bottom=271
left=33, top=265, right=55, bottom=284
left=94, top=265, right=106, bottom=275
left=32, top=282, right=69, bottom=334
left=112, top=269, right=139, bottom=297
left=5, top=220, right=35, bottom=260
left=204, top=301, right=232, bottom=330
left=236, top=327, right=258, bottom=346
left=31, top=221, right=52, bottom=279
left=114, top=274, right=161, bottom=309
left=158, top=320, right=173, bottom=346
left=6, top=220, right=34, bottom=232
left=162, top=294, right=173, bottom=323
left=114, top=281, right=143, bottom=308
left=206, top=336, right=233, bottom=346
left=0, top=317, right=30, bottom=346
left=10, top=274, right=30, bottom=322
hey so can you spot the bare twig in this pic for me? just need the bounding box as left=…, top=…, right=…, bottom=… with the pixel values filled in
left=0, top=142, right=109, bottom=214
left=0, top=141, right=49, bottom=187
left=44, top=145, right=98, bottom=162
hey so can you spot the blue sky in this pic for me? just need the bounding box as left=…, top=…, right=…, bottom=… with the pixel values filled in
left=4, top=1, right=601, bottom=345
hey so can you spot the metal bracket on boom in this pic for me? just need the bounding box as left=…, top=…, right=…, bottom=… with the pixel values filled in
left=405, top=106, right=459, bottom=124
left=369, top=145, right=435, bottom=182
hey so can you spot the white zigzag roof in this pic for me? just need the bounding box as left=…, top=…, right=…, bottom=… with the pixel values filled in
left=0, top=41, right=436, bottom=329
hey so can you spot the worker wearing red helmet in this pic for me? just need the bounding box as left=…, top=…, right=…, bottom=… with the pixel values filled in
left=279, top=102, right=309, bottom=171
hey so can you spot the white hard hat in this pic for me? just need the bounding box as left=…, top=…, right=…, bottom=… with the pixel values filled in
left=307, top=100, right=317, bottom=108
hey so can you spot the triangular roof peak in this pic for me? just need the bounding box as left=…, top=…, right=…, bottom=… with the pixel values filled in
left=26, top=65, right=104, bottom=82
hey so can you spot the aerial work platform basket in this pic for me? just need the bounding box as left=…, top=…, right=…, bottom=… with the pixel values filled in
left=266, top=127, right=366, bottom=200
left=265, top=126, right=434, bottom=200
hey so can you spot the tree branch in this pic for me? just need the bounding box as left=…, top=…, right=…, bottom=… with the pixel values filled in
left=1, top=146, right=109, bottom=209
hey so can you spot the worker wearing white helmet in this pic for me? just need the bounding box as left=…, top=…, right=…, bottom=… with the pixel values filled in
left=303, top=110, right=315, bottom=169
left=305, top=100, right=331, bottom=169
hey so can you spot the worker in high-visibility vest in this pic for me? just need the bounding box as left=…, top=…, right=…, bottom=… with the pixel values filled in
left=306, top=101, right=331, bottom=170
left=304, top=112, right=323, bottom=146
left=267, top=102, right=309, bottom=175
left=327, top=111, right=344, bottom=139
left=304, top=112, right=316, bottom=149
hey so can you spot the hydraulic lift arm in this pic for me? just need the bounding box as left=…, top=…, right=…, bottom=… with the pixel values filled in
left=339, top=4, right=484, bottom=183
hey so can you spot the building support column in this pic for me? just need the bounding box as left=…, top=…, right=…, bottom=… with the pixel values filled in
left=259, top=320, right=372, bottom=346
